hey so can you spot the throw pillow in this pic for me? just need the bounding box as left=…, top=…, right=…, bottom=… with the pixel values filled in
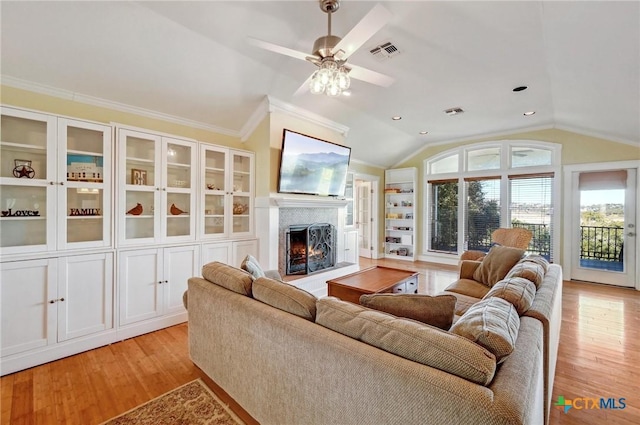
left=202, top=262, right=253, bottom=296
left=472, top=245, right=525, bottom=287
left=241, top=254, right=265, bottom=279
left=505, top=261, right=545, bottom=289
left=521, top=254, right=550, bottom=272
left=316, top=297, right=497, bottom=386
left=450, top=297, right=520, bottom=363
left=253, top=277, right=317, bottom=321
left=484, top=277, right=536, bottom=315
left=359, top=293, right=456, bottom=330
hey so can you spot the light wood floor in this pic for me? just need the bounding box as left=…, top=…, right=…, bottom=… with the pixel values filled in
left=2, top=258, right=639, bottom=425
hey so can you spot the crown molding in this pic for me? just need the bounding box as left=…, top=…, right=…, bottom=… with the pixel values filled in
left=240, top=95, right=351, bottom=141
left=1, top=75, right=239, bottom=137
left=270, top=96, right=350, bottom=135
left=239, top=96, right=270, bottom=142
left=554, top=124, right=639, bottom=147
left=349, top=157, right=386, bottom=170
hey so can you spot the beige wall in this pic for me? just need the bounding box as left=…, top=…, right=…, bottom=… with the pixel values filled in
left=395, top=128, right=640, bottom=257
left=242, top=116, right=270, bottom=197
left=1, top=85, right=243, bottom=147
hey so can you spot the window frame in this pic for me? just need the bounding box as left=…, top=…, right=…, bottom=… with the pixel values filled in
left=423, top=140, right=561, bottom=262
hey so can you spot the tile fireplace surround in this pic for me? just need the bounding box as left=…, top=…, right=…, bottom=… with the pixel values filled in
left=254, top=196, right=359, bottom=296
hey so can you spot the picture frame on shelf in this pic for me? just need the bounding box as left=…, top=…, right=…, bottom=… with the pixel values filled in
left=131, top=169, right=147, bottom=185
left=12, top=159, right=35, bottom=179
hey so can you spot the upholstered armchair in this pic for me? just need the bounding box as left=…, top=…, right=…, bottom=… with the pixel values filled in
left=460, top=228, right=532, bottom=262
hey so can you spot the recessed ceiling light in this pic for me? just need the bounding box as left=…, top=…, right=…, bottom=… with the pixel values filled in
left=392, top=116, right=402, bottom=120
left=513, top=86, right=528, bottom=92
left=419, top=131, right=428, bottom=135
left=523, top=111, right=536, bottom=116
left=444, top=107, right=464, bottom=116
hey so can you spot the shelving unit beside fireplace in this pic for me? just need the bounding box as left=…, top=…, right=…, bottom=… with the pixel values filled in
left=384, top=167, right=416, bottom=261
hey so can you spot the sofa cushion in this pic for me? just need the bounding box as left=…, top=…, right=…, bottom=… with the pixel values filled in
left=240, top=254, right=265, bottom=279
left=443, top=278, right=491, bottom=299
left=253, top=277, right=317, bottom=321
left=484, top=277, right=536, bottom=315
left=506, top=261, right=546, bottom=289
left=316, top=297, right=496, bottom=386
left=472, top=245, right=524, bottom=287
left=450, top=297, right=520, bottom=363
left=359, top=293, right=456, bottom=330
left=521, top=254, right=550, bottom=273
left=202, top=262, right=253, bottom=296
left=440, top=291, right=481, bottom=317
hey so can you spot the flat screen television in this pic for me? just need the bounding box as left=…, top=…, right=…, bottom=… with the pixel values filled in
left=277, top=129, right=351, bottom=197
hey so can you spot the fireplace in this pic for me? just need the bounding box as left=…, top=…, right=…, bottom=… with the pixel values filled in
left=286, top=223, right=336, bottom=275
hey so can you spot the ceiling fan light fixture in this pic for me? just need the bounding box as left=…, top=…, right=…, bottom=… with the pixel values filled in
left=309, top=72, right=325, bottom=94
left=310, top=58, right=351, bottom=96
left=336, top=67, right=350, bottom=90
left=326, top=81, right=342, bottom=97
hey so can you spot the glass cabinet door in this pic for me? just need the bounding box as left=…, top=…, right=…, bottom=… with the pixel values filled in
left=344, top=173, right=355, bottom=227
left=58, top=119, right=112, bottom=249
left=0, top=108, right=56, bottom=253
left=164, top=138, right=196, bottom=240
left=230, top=151, right=253, bottom=236
left=118, top=129, right=160, bottom=244
left=201, top=145, right=228, bottom=238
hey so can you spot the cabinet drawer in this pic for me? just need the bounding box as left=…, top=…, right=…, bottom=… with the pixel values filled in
left=405, top=276, right=418, bottom=294
left=391, top=282, right=407, bottom=293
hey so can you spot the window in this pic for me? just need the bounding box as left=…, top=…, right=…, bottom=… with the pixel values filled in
left=425, top=141, right=559, bottom=261
left=465, top=178, right=501, bottom=251
left=510, top=174, right=554, bottom=259
left=467, top=147, right=500, bottom=171
left=429, top=180, right=458, bottom=253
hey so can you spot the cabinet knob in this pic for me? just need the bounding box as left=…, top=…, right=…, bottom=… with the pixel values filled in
left=163, top=188, right=166, bottom=191
left=158, top=281, right=163, bottom=284
left=50, top=181, right=55, bottom=186
left=49, top=299, right=56, bottom=304
left=59, top=182, right=64, bottom=186
left=156, top=187, right=160, bottom=191
left=59, top=298, right=65, bottom=302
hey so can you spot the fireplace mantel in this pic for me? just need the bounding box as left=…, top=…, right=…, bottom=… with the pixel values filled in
left=257, top=196, right=349, bottom=209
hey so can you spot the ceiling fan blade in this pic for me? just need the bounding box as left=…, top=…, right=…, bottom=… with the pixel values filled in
left=347, top=64, right=395, bottom=87
left=332, top=4, right=392, bottom=60
left=247, top=37, right=318, bottom=62
left=293, top=75, right=313, bottom=97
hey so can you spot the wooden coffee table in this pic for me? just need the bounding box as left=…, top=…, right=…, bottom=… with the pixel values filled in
left=326, top=266, right=419, bottom=304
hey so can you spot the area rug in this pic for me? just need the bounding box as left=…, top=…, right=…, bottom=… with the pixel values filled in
left=101, top=379, right=245, bottom=425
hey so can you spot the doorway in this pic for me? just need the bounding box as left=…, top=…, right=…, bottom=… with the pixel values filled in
left=354, top=175, right=379, bottom=259
left=568, top=167, right=637, bottom=287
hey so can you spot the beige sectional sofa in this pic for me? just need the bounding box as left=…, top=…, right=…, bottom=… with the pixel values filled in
left=186, top=251, right=561, bottom=425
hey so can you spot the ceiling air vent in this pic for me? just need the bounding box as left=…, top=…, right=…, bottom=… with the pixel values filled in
left=369, top=41, right=401, bottom=61
left=444, top=107, right=465, bottom=116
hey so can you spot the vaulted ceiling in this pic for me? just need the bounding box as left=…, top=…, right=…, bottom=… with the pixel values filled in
left=2, top=1, right=638, bottom=167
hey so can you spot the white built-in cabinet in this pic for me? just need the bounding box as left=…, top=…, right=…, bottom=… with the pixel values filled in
left=344, top=230, right=359, bottom=264
left=0, top=107, right=112, bottom=254
left=0, top=253, right=114, bottom=373
left=117, top=128, right=197, bottom=246
left=200, top=144, right=254, bottom=240
left=118, top=245, right=199, bottom=337
left=202, top=239, right=259, bottom=269
left=0, top=108, right=256, bottom=375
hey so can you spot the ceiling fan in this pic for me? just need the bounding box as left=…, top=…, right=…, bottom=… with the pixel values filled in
left=248, top=0, right=395, bottom=97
